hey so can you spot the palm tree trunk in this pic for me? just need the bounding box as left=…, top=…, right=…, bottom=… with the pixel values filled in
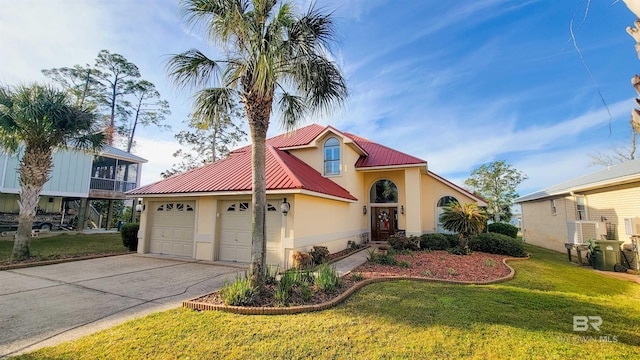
left=244, top=92, right=273, bottom=288
left=12, top=146, right=53, bottom=261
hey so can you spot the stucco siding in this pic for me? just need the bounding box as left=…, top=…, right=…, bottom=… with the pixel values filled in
left=420, top=174, right=477, bottom=234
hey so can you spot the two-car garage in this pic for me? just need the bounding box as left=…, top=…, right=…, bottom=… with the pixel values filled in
left=147, top=199, right=282, bottom=265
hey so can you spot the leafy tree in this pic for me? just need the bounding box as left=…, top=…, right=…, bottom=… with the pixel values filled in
left=41, top=65, right=105, bottom=108
left=119, top=80, right=171, bottom=152
left=0, top=84, right=105, bottom=261
left=438, top=202, right=487, bottom=251
left=167, top=0, right=347, bottom=287
left=161, top=103, right=246, bottom=178
left=93, top=50, right=141, bottom=145
left=42, top=50, right=169, bottom=150
left=464, top=161, right=527, bottom=223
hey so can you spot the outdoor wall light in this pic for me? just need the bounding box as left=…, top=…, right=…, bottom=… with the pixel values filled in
left=281, top=198, right=291, bottom=216
left=400, top=205, right=405, bottom=215
left=363, top=206, right=367, bottom=215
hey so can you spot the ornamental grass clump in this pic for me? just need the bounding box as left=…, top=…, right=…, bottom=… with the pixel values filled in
left=314, top=264, right=343, bottom=293
left=275, top=268, right=313, bottom=306
left=220, top=273, right=258, bottom=306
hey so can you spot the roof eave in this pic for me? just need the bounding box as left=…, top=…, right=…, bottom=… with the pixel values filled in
left=356, top=163, right=428, bottom=172
left=516, top=175, right=640, bottom=203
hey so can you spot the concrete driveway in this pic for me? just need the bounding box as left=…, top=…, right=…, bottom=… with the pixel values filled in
left=0, top=255, right=245, bottom=357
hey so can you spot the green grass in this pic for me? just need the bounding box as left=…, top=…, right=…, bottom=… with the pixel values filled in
left=12, top=244, right=640, bottom=359
left=0, top=233, right=127, bottom=264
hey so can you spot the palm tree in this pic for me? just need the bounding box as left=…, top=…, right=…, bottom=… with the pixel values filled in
left=0, top=84, right=105, bottom=261
left=167, top=0, right=347, bottom=286
left=438, top=202, right=487, bottom=251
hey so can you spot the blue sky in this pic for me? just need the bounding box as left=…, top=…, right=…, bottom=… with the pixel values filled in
left=1, top=0, right=638, bottom=198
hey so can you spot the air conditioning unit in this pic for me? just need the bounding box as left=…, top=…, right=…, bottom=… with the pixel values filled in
left=567, top=221, right=607, bottom=245
left=624, top=217, right=640, bottom=236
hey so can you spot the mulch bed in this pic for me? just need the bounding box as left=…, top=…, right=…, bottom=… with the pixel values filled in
left=192, top=250, right=515, bottom=309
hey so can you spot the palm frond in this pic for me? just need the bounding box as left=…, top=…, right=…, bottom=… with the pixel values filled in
left=277, top=92, right=307, bottom=132
left=288, top=55, right=347, bottom=114
left=192, top=87, right=237, bottom=126
left=166, top=49, right=222, bottom=90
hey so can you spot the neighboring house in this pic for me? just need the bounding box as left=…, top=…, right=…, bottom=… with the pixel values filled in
left=129, top=124, right=486, bottom=268
left=0, top=145, right=147, bottom=230
left=515, top=159, right=640, bottom=253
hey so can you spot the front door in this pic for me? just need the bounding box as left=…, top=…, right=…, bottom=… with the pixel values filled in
left=372, top=207, right=397, bottom=241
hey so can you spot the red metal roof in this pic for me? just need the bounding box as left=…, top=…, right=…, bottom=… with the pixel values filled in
left=129, top=145, right=356, bottom=200
left=130, top=124, right=428, bottom=198
left=343, top=132, right=427, bottom=168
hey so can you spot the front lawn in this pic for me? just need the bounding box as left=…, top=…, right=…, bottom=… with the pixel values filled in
left=0, top=233, right=127, bottom=265
left=13, top=244, right=640, bottom=359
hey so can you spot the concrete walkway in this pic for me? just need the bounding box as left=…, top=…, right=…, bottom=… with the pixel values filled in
left=0, top=255, right=245, bottom=358
left=332, top=248, right=370, bottom=276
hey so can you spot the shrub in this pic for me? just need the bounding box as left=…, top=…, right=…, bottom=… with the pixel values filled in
left=275, top=269, right=314, bottom=306
left=220, top=273, right=257, bottom=306
left=350, top=272, right=364, bottom=281
left=468, top=233, right=527, bottom=257
left=347, top=240, right=359, bottom=250
left=487, top=223, right=518, bottom=239
left=315, top=264, right=343, bottom=293
left=422, top=269, right=433, bottom=276
left=309, top=246, right=330, bottom=265
left=120, top=223, right=139, bottom=251
left=444, top=234, right=460, bottom=248
left=388, top=234, right=420, bottom=251
left=292, top=251, right=314, bottom=270
left=400, top=261, right=411, bottom=268
left=447, top=268, right=458, bottom=276
left=447, top=246, right=472, bottom=255
left=372, top=253, right=398, bottom=266
left=419, top=234, right=451, bottom=250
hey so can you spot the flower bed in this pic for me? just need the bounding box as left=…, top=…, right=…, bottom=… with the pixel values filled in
left=185, top=250, right=524, bottom=314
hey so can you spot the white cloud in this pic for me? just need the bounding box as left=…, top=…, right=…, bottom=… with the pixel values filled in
left=131, top=137, right=181, bottom=186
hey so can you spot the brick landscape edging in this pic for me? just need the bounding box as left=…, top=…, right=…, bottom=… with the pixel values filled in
left=182, top=254, right=531, bottom=315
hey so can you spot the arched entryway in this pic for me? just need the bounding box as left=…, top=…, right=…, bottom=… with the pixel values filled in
left=436, top=196, right=458, bottom=233
left=369, top=179, right=398, bottom=241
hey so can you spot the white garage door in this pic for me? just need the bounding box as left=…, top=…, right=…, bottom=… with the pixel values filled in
left=219, top=201, right=282, bottom=264
left=149, top=201, right=196, bottom=257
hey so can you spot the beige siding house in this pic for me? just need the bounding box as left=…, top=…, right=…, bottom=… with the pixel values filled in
left=515, top=159, right=640, bottom=253
left=129, top=124, right=486, bottom=269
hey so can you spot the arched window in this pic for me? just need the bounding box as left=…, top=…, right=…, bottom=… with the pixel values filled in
left=369, top=180, right=398, bottom=203
left=324, top=137, right=340, bottom=175
left=437, top=196, right=458, bottom=207
left=436, top=196, right=458, bottom=234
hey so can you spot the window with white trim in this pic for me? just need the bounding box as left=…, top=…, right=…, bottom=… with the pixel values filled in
left=576, top=196, right=587, bottom=220
left=324, top=137, right=340, bottom=176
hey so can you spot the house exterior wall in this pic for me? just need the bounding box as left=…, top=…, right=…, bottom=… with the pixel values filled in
left=420, top=174, right=479, bottom=234
left=0, top=193, right=63, bottom=214
left=0, top=149, right=92, bottom=197
left=520, top=196, right=575, bottom=253
left=580, top=182, right=640, bottom=244
left=521, top=182, right=640, bottom=253
left=284, top=194, right=366, bottom=268
left=363, top=170, right=406, bottom=230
